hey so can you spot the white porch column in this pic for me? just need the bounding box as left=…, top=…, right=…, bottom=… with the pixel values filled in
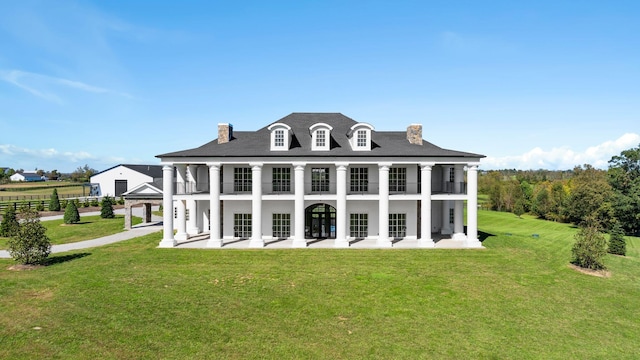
left=452, top=164, right=465, bottom=240
left=335, top=162, right=349, bottom=248
left=206, top=163, right=222, bottom=248
left=466, top=165, right=482, bottom=247
left=441, top=165, right=452, bottom=235
left=419, top=163, right=434, bottom=247
left=159, top=165, right=176, bottom=247
left=249, top=163, right=264, bottom=247
left=292, top=163, right=307, bottom=248
left=175, top=165, right=187, bottom=240
left=186, top=164, right=198, bottom=235
left=377, top=163, right=392, bottom=247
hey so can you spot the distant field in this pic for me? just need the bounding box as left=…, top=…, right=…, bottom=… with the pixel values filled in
left=1, top=210, right=639, bottom=359
left=0, top=182, right=86, bottom=200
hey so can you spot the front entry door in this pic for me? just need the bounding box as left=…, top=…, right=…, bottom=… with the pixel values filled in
left=305, top=203, right=336, bottom=239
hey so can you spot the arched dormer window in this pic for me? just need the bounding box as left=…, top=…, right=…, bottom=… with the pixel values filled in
left=309, top=123, right=333, bottom=151
left=347, top=123, right=374, bottom=151
left=268, top=123, right=292, bottom=151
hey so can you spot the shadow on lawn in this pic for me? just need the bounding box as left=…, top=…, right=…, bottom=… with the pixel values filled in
left=45, top=252, right=91, bottom=266
left=478, top=230, right=495, bottom=243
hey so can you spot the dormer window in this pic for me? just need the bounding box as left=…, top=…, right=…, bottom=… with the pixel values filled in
left=356, top=130, right=367, bottom=147
left=309, top=123, right=333, bottom=151
left=348, top=123, right=374, bottom=151
left=274, top=130, right=285, bottom=147
left=268, top=123, right=291, bottom=151
left=316, top=130, right=326, bottom=147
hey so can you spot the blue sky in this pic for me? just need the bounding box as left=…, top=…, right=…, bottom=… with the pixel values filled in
left=1, top=0, right=639, bottom=173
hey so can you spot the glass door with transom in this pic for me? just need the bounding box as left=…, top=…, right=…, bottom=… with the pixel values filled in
left=305, top=203, right=336, bottom=239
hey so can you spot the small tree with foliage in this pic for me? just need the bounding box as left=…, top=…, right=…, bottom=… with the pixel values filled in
left=0, top=206, right=19, bottom=237
left=571, top=216, right=607, bottom=270
left=608, top=222, right=627, bottom=256
left=49, top=189, right=61, bottom=211
left=100, top=196, right=115, bottom=219
left=8, top=207, right=51, bottom=265
left=64, top=198, right=80, bottom=224
left=514, top=199, right=525, bottom=218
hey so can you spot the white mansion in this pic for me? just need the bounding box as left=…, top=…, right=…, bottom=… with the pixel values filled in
left=156, top=113, right=485, bottom=248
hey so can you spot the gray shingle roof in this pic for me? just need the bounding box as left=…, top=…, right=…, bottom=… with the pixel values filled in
left=157, top=113, right=484, bottom=159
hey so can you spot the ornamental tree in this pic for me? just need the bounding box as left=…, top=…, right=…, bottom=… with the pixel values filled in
left=608, top=222, right=627, bottom=256
left=571, top=216, right=607, bottom=270
left=8, top=207, right=51, bottom=265
left=64, top=199, right=80, bottom=224
left=49, top=189, right=61, bottom=211
left=0, top=206, right=19, bottom=237
left=100, top=196, right=115, bottom=219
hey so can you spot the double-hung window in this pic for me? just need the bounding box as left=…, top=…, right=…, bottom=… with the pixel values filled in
left=234, top=167, right=252, bottom=192
left=350, top=167, right=368, bottom=193
left=274, top=129, right=285, bottom=147
left=389, top=213, right=406, bottom=238
left=311, top=168, right=330, bottom=192
left=356, top=130, right=367, bottom=147
left=272, top=167, right=291, bottom=192
left=389, top=167, right=406, bottom=192
left=234, top=213, right=252, bottom=238
left=316, top=130, right=326, bottom=148
left=272, top=213, right=291, bottom=238
left=350, top=213, right=368, bottom=238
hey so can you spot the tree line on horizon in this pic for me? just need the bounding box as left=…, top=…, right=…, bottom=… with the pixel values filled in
left=479, top=144, right=640, bottom=237
left=0, top=164, right=97, bottom=184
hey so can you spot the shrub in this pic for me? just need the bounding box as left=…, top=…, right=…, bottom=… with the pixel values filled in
left=61, top=199, right=68, bottom=209
left=90, top=198, right=99, bottom=207
left=49, top=189, right=61, bottom=211
left=571, top=217, right=607, bottom=270
left=0, top=206, right=19, bottom=237
left=8, top=207, right=51, bottom=265
left=117, top=196, right=125, bottom=205
left=608, top=222, right=626, bottom=256
left=36, top=202, right=45, bottom=211
left=100, top=196, right=115, bottom=219
left=82, top=199, right=90, bottom=207
left=64, top=199, right=80, bottom=224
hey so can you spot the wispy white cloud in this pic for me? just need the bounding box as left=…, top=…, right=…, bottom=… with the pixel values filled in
left=0, top=69, right=132, bottom=102
left=482, top=133, right=640, bottom=170
left=0, top=144, right=95, bottom=163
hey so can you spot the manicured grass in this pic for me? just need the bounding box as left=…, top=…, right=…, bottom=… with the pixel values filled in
left=0, top=215, right=141, bottom=250
left=1, top=211, right=639, bottom=359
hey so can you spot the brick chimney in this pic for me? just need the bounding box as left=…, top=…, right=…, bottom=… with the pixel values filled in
left=406, top=124, right=422, bottom=145
left=218, top=123, right=233, bottom=144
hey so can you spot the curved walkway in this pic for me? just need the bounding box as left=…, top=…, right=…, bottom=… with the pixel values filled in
left=0, top=208, right=162, bottom=259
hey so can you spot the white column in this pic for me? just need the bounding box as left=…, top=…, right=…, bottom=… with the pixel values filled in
left=335, top=162, right=349, bottom=248
left=466, top=165, right=482, bottom=247
left=249, top=163, right=264, bottom=247
left=159, top=165, right=176, bottom=248
left=206, top=163, right=222, bottom=248
left=292, top=163, right=307, bottom=248
left=441, top=165, right=451, bottom=235
left=452, top=164, right=465, bottom=240
left=175, top=164, right=187, bottom=240
left=419, top=164, right=434, bottom=247
left=377, top=163, right=392, bottom=247
left=186, top=164, right=198, bottom=235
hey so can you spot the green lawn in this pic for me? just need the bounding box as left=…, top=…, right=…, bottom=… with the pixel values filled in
left=1, top=211, right=639, bottom=359
left=0, top=215, right=141, bottom=250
